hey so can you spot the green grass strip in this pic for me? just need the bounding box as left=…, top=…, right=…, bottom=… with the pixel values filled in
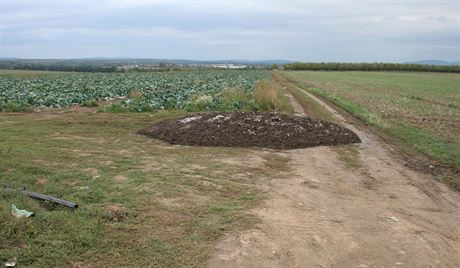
left=305, top=87, right=460, bottom=170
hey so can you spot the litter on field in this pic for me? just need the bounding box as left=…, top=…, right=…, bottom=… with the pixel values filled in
left=11, top=204, right=34, bottom=218
left=3, top=187, right=78, bottom=209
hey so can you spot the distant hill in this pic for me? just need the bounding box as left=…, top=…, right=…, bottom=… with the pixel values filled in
left=0, top=57, right=21, bottom=61
left=406, top=60, right=460, bottom=66
left=0, top=57, right=294, bottom=66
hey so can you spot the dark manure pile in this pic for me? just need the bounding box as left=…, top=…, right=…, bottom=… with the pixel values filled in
left=138, top=112, right=361, bottom=149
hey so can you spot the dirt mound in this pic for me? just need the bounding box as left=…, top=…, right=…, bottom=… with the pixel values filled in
left=138, top=112, right=361, bottom=149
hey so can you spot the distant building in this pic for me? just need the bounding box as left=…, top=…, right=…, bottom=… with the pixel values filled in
left=205, top=64, right=248, bottom=69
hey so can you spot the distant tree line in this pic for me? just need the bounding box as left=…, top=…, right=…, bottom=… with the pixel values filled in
left=0, top=60, right=118, bottom=72
left=284, top=62, right=460, bottom=73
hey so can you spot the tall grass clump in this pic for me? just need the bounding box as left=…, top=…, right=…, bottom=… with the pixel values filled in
left=254, top=80, right=292, bottom=112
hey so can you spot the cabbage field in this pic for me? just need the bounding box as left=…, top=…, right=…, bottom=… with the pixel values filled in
left=0, top=70, right=269, bottom=111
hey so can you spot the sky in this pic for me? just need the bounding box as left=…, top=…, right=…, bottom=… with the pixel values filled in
left=1, top=0, right=459, bottom=62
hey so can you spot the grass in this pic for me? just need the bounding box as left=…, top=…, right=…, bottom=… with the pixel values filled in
left=0, top=108, right=291, bottom=267
left=334, top=146, right=362, bottom=170
left=254, top=79, right=293, bottom=113
left=308, top=87, right=381, bottom=125
left=182, top=79, right=293, bottom=113
left=282, top=70, right=460, bottom=185
left=183, top=79, right=292, bottom=113
left=1, top=101, right=33, bottom=112
left=273, top=73, right=336, bottom=122
left=0, top=69, right=65, bottom=78
left=388, top=122, right=460, bottom=169
left=217, top=87, right=254, bottom=111
left=184, top=87, right=256, bottom=112
left=80, top=99, right=99, bottom=107
left=104, top=103, right=129, bottom=113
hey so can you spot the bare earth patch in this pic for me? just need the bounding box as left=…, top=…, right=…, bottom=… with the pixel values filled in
left=104, top=204, right=125, bottom=222
left=35, top=178, right=48, bottom=185
left=83, top=168, right=99, bottom=179
left=113, top=174, right=128, bottom=183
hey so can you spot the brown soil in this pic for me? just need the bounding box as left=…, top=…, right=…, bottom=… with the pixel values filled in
left=207, top=82, right=460, bottom=268
left=104, top=204, right=125, bottom=223
left=35, top=178, right=48, bottom=185
left=138, top=112, right=360, bottom=149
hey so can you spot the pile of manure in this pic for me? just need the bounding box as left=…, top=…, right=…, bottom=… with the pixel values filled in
left=138, top=112, right=361, bottom=149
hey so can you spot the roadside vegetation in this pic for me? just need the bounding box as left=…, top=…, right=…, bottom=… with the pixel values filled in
left=282, top=71, right=460, bottom=188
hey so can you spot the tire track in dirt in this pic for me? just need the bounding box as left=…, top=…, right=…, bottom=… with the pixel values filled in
left=207, top=82, right=460, bottom=267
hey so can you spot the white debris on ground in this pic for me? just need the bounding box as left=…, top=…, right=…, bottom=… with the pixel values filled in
left=207, top=114, right=231, bottom=122
left=179, top=116, right=202, bottom=124
left=252, top=114, right=263, bottom=122
left=4, top=258, right=17, bottom=267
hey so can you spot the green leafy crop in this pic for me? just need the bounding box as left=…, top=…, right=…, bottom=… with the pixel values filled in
left=0, top=70, right=269, bottom=112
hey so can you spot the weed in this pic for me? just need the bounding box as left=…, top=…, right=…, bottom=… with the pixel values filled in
left=186, top=87, right=255, bottom=112
left=185, top=93, right=216, bottom=111
left=105, top=103, right=129, bottom=113
left=80, top=99, right=98, bottom=107
left=127, top=100, right=157, bottom=112
left=1, top=101, right=33, bottom=112
left=254, top=79, right=291, bottom=112
left=442, top=174, right=460, bottom=191
left=334, top=146, right=362, bottom=169
left=218, top=87, right=254, bottom=111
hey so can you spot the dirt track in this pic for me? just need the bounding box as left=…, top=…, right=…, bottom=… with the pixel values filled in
left=207, top=83, right=460, bottom=267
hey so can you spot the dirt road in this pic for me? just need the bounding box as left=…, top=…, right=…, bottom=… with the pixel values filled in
left=207, top=83, right=460, bottom=267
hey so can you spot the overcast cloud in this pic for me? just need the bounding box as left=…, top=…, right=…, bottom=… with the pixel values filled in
left=1, top=0, right=459, bottom=61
